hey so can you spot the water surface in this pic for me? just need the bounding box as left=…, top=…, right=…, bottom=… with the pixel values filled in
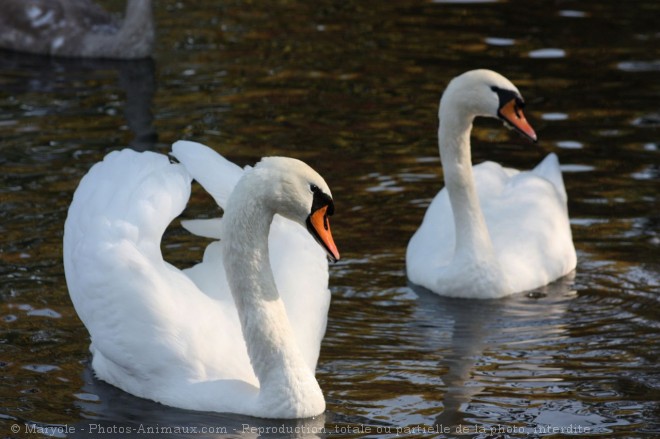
left=1, top=0, right=658, bottom=437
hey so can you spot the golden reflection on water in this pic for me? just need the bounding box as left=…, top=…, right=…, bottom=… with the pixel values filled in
left=0, top=0, right=658, bottom=436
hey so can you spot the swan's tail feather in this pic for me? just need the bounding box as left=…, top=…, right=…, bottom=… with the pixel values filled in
left=532, top=153, right=567, bottom=205
left=180, top=218, right=224, bottom=240
left=171, top=140, right=244, bottom=208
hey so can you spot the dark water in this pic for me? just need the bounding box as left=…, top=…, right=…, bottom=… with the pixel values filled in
left=1, top=0, right=658, bottom=437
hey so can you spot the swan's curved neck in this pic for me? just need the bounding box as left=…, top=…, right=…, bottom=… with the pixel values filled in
left=221, top=182, right=323, bottom=413
left=438, top=108, right=495, bottom=261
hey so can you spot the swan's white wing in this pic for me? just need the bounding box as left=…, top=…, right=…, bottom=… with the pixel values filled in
left=63, top=149, right=192, bottom=316
left=475, top=157, right=576, bottom=292
left=171, top=140, right=243, bottom=208
left=406, top=186, right=454, bottom=280
left=530, top=152, right=568, bottom=205
left=171, top=141, right=331, bottom=371
left=63, top=149, right=256, bottom=396
left=63, top=150, right=192, bottom=376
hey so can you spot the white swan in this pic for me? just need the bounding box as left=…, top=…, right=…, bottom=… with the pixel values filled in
left=63, top=141, right=340, bottom=418
left=0, top=0, right=153, bottom=59
left=406, top=70, right=576, bottom=298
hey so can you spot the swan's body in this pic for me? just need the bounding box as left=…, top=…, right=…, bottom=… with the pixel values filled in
left=0, top=0, right=153, bottom=59
left=63, top=141, right=339, bottom=418
left=406, top=70, right=576, bottom=298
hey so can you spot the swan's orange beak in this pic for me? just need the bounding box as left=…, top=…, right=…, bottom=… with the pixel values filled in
left=499, top=99, right=538, bottom=143
left=307, top=205, right=340, bottom=263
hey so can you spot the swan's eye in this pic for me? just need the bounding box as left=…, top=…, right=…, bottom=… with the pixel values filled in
left=492, top=86, right=525, bottom=119
left=309, top=184, right=334, bottom=216
left=514, top=99, right=525, bottom=118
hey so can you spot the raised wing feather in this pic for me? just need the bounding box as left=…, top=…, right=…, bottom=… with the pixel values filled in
left=171, top=140, right=243, bottom=208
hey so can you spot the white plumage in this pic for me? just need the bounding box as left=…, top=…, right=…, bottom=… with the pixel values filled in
left=406, top=70, right=577, bottom=298
left=64, top=141, right=335, bottom=418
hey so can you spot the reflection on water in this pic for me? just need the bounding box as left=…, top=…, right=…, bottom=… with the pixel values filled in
left=0, top=49, right=157, bottom=152
left=1, top=0, right=658, bottom=437
left=66, top=366, right=327, bottom=438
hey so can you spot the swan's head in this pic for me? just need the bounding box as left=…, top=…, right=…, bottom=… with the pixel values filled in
left=440, top=69, right=537, bottom=142
left=254, top=157, right=340, bottom=263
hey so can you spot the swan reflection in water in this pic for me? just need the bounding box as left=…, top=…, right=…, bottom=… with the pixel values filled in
left=410, top=272, right=576, bottom=433
left=71, top=365, right=326, bottom=439
left=0, top=49, right=157, bottom=151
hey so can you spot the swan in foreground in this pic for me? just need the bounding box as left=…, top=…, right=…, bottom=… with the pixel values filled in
left=406, top=69, right=576, bottom=298
left=63, top=141, right=340, bottom=418
left=0, top=0, right=153, bottom=59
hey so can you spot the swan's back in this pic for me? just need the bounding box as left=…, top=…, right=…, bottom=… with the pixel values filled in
left=478, top=158, right=575, bottom=291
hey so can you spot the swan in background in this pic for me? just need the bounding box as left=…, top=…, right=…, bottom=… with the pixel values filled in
left=0, top=0, right=153, bottom=59
left=406, top=69, right=576, bottom=299
left=63, top=141, right=340, bottom=418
